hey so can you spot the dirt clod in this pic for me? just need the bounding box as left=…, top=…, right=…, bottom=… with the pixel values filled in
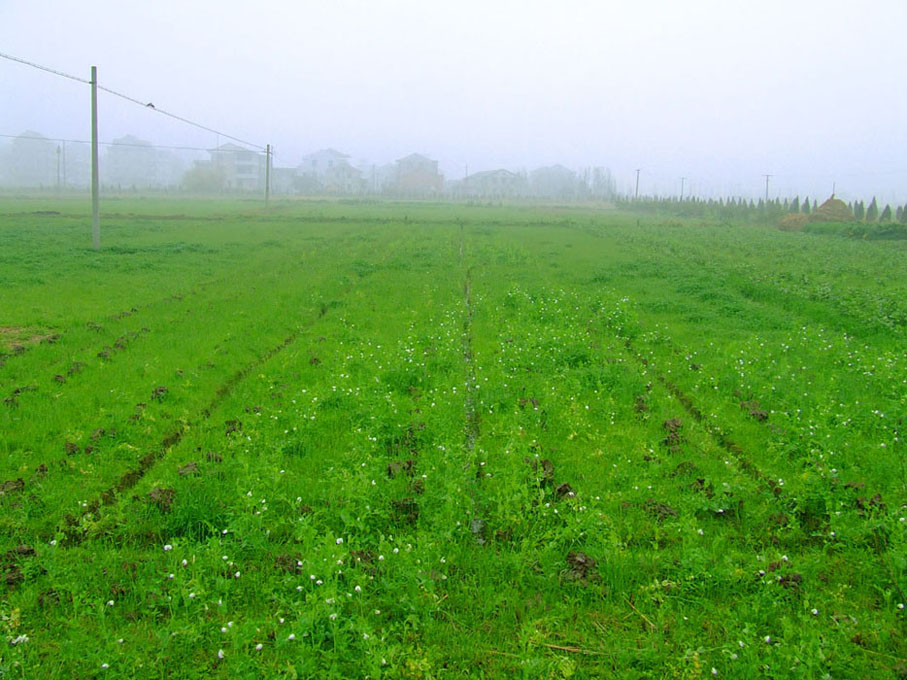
left=662, top=418, right=684, bottom=451
left=564, top=551, right=599, bottom=582
left=387, top=459, right=415, bottom=478
left=7, top=544, right=35, bottom=559
left=526, top=458, right=555, bottom=484
left=4, top=565, right=23, bottom=586
left=643, top=498, right=678, bottom=522
left=690, top=478, right=715, bottom=498
left=391, top=497, right=419, bottom=526
left=740, top=400, right=769, bottom=422
left=779, top=573, right=803, bottom=589
left=275, top=554, right=305, bottom=574
left=671, top=461, right=698, bottom=477
left=856, top=493, right=885, bottom=516
left=556, top=482, right=575, bottom=498
left=1, top=478, right=25, bottom=496
left=148, top=487, right=175, bottom=513
left=177, top=462, right=199, bottom=476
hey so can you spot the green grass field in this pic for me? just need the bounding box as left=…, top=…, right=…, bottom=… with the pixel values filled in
left=1, top=198, right=905, bottom=679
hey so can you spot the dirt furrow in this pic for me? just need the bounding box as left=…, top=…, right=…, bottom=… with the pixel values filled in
left=620, top=337, right=783, bottom=498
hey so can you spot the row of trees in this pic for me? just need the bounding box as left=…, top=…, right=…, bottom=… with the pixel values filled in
left=617, top=195, right=907, bottom=224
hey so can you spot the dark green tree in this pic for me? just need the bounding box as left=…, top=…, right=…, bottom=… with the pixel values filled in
left=865, top=197, right=879, bottom=222
left=789, top=196, right=800, bottom=213
left=855, top=201, right=865, bottom=220
left=897, top=205, right=903, bottom=222
left=880, top=204, right=892, bottom=222
left=802, top=197, right=810, bottom=214
left=901, top=204, right=907, bottom=224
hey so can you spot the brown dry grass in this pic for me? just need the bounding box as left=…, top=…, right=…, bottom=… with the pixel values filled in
left=0, top=326, right=54, bottom=352
left=810, top=196, right=854, bottom=223
left=777, top=213, right=809, bottom=231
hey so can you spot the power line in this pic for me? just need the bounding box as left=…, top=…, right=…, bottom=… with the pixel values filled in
left=0, top=51, right=89, bottom=85
left=0, top=133, right=279, bottom=159
left=0, top=133, right=214, bottom=153
left=95, top=83, right=265, bottom=151
left=1, top=50, right=265, bottom=151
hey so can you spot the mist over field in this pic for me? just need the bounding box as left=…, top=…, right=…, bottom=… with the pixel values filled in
left=2, top=0, right=906, bottom=203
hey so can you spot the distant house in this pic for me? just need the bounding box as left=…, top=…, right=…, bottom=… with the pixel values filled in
left=209, top=143, right=265, bottom=191
left=299, top=148, right=350, bottom=176
left=324, top=163, right=363, bottom=194
left=530, top=164, right=581, bottom=199
left=460, top=169, right=527, bottom=198
left=392, top=153, right=443, bottom=196
left=296, top=149, right=363, bottom=194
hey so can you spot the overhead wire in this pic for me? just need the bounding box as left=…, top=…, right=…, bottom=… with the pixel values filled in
left=0, top=133, right=214, bottom=153
left=0, top=51, right=89, bottom=84
left=95, top=83, right=265, bottom=151
left=1, top=51, right=265, bottom=152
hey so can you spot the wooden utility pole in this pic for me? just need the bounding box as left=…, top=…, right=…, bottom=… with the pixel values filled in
left=635, top=168, right=641, bottom=200
left=265, top=144, right=271, bottom=214
left=763, top=174, right=771, bottom=204
left=90, top=66, right=100, bottom=249
left=680, top=177, right=686, bottom=202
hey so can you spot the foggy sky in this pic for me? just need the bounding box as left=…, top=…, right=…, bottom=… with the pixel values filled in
left=2, top=0, right=906, bottom=203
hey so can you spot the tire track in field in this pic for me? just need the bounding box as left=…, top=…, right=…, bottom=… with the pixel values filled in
left=619, top=336, right=784, bottom=498
left=458, top=224, right=479, bottom=454
left=458, top=225, right=491, bottom=545
left=463, top=266, right=479, bottom=453
left=58, top=296, right=357, bottom=543
left=59, top=331, right=301, bottom=542
left=0, top=244, right=327, bottom=396
left=58, top=233, right=394, bottom=543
